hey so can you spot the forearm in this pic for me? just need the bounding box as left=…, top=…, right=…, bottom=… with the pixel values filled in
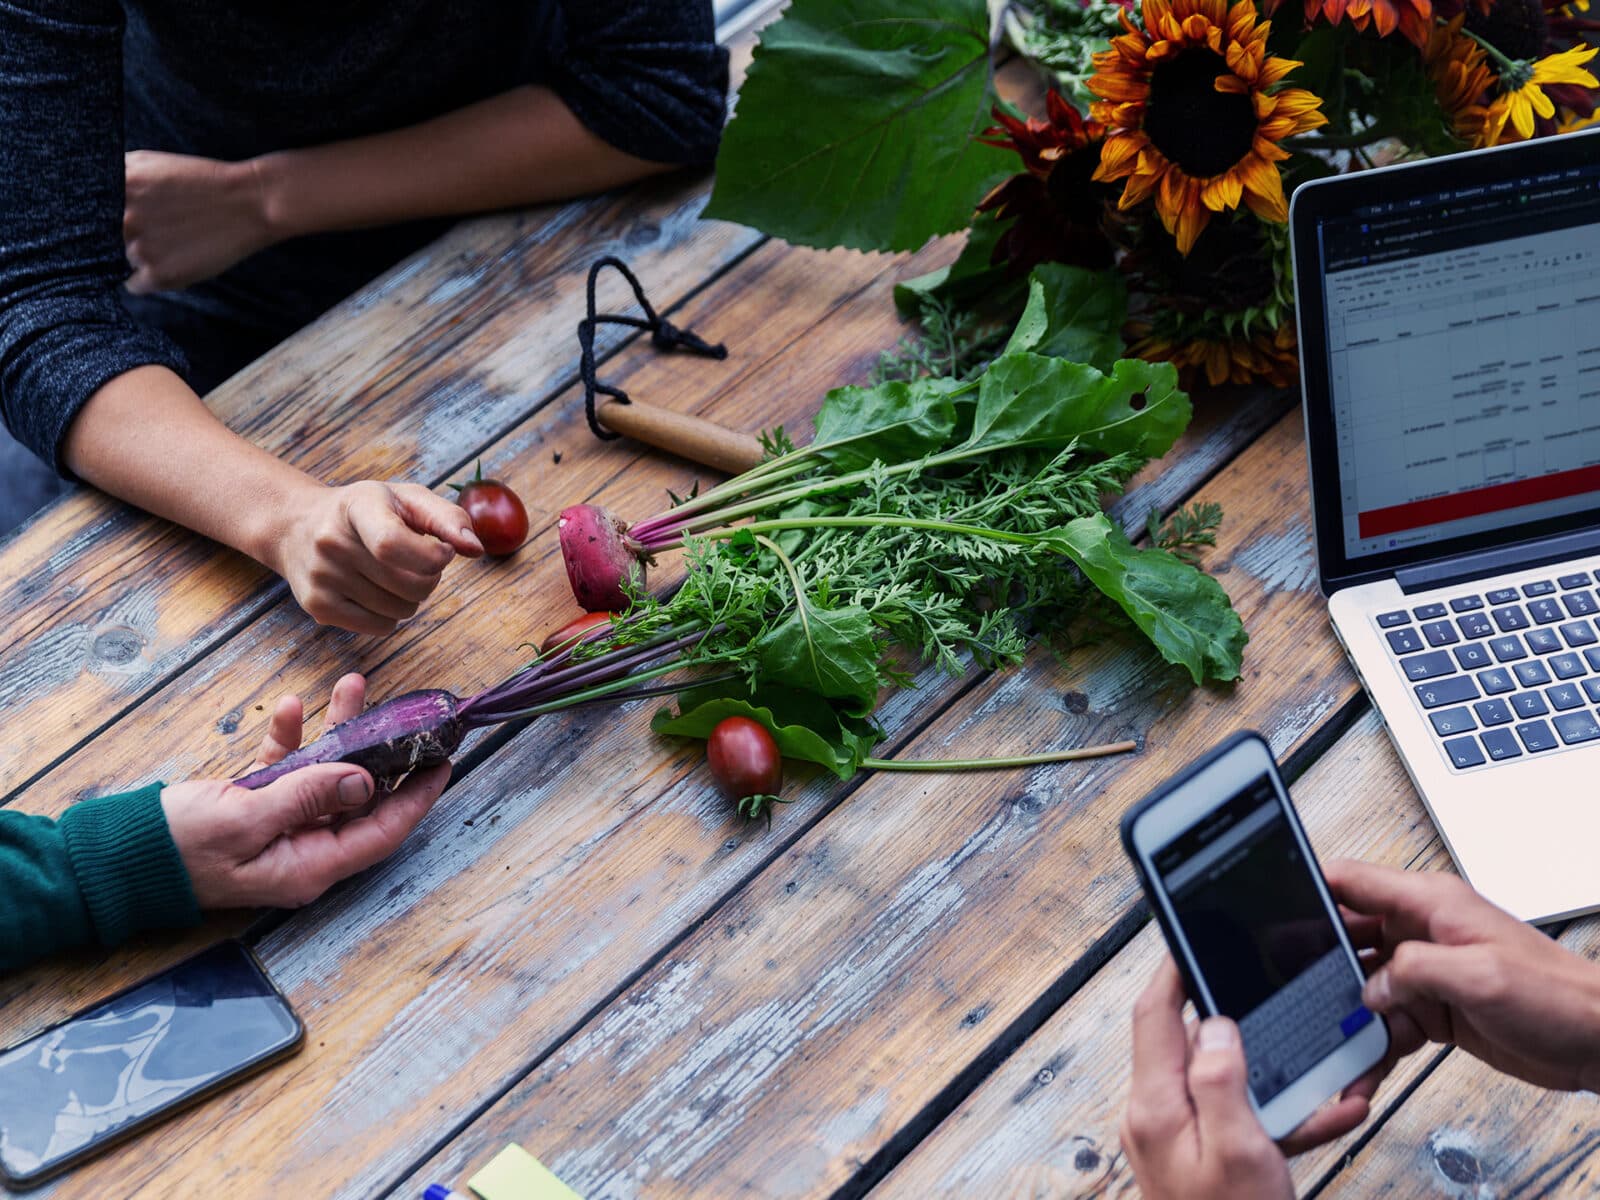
left=255, top=86, right=671, bottom=241
left=61, top=365, right=318, bottom=577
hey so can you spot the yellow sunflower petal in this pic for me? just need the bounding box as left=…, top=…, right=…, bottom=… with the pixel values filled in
left=1201, top=171, right=1245, bottom=210
left=1531, top=43, right=1599, bottom=87
left=1239, top=155, right=1288, bottom=222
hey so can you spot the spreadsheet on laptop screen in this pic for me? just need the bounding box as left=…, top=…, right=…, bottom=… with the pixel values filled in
left=1317, top=164, right=1600, bottom=561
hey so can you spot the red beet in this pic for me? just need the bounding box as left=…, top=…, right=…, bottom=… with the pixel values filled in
left=558, top=503, right=650, bottom=612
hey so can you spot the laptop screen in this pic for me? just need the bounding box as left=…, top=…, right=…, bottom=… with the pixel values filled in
left=1312, top=155, right=1600, bottom=566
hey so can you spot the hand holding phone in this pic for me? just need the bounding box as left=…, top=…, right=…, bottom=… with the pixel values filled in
left=1121, top=731, right=1389, bottom=1139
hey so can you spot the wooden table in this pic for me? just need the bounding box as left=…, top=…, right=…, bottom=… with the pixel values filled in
left=6, top=9, right=1599, bottom=1198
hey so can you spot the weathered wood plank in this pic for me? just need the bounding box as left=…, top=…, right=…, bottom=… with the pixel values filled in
left=874, top=709, right=1462, bottom=1199
left=383, top=408, right=1367, bottom=1200
left=1313, top=919, right=1600, bottom=1199
left=0, top=54, right=771, bottom=811
left=10, top=293, right=1278, bottom=1200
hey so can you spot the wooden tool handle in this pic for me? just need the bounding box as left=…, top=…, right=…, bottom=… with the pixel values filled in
left=596, top=399, right=766, bottom=476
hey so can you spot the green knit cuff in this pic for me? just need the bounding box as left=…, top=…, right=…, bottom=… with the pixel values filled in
left=59, top=784, right=201, bottom=949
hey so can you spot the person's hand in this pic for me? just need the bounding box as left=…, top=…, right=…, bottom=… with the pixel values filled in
left=270, top=480, right=484, bottom=635
left=1328, top=858, right=1600, bottom=1094
left=163, top=673, right=449, bottom=910
left=123, top=151, right=277, bottom=293
left=1122, top=956, right=1380, bottom=1197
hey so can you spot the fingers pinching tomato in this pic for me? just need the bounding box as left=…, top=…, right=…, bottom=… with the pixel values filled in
left=707, top=716, right=783, bottom=819
left=452, top=461, right=529, bottom=556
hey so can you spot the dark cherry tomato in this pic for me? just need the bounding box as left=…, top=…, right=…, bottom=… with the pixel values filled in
left=706, top=716, right=783, bottom=808
left=452, top=461, right=529, bottom=556
left=540, top=611, right=615, bottom=656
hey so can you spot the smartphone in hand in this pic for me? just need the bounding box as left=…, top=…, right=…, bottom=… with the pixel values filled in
left=0, top=940, right=302, bottom=1189
left=1121, top=730, right=1388, bottom=1139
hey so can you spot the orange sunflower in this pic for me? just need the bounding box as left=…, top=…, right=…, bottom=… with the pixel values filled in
left=1087, top=0, right=1326, bottom=256
left=1126, top=317, right=1300, bottom=388
left=1266, top=0, right=1437, bottom=48
left=1426, top=17, right=1500, bottom=144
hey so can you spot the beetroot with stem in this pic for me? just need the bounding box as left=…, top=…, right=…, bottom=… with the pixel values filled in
left=558, top=504, right=651, bottom=612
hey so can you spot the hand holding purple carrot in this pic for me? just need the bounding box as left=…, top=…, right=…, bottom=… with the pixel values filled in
left=271, top=481, right=484, bottom=636
left=164, top=674, right=449, bottom=910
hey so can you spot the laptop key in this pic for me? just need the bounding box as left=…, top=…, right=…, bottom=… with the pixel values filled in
left=1453, top=644, right=1492, bottom=669
left=1512, top=692, right=1550, bottom=718
left=1457, top=612, right=1494, bottom=639
left=1487, top=588, right=1520, bottom=605
left=1551, top=652, right=1587, bottom=679
left=1554, top=711, right=1600, bottom=745
left=1529, top=598, right=1565, bottom=624
left=1515, top=661, right=1552, bottom=687
left=1480, top=728, right=1523, bottom=760
left=1548, top=683, right=1585, bottom=711
left=1516, top=720, right=1559, bottom=752
left=1586, top=647, right=1600, bottom=672
left=1493, top=605, right=1530, bottom=631
left=1584, top=679, right=1600, bottom=704
left=1387, top=628, right=1424, bottom=655
left=1526, top=629, right=1563, bottom=654
left=1564, top=590, right=1599, bottom=617
left=1477, top=667, right=1516, bottom=694
left=1416, top=677, right=1479, bottom=708
left=1377, top=610, right=1410, bottom=628
left=1490, top=635, right=1528, bottom=662
left=1450, top=595, right=1484, bottom=612
left=1443, top=736, right=1486, bottom=768
left=1412, top=603, right=1447, bottom=620
left=1523, top=580, right=1556, bottom=597
left=1401, top=650, right=1457, bottom=681
left=1421, top=620, right=1459, bottom=647
left=1560, top=573, right=1593, bottom=590
left=1473, top=698, right=1513, bottom=726
left=1430, top=707, right=1476, bottom=736
left=1561, top=621, right=1597, bottom=647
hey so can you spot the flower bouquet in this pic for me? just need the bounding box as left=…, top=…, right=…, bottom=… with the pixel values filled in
left=706, top=0, right=1598, bottom=389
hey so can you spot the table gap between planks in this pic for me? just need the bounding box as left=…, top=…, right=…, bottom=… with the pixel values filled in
left=5, top=4, right=1597, bottom=1198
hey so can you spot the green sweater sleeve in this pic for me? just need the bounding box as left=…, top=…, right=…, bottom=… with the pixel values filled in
left=0, top=785, right=201, bottom=972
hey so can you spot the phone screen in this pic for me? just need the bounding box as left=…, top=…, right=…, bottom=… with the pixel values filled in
left=1150, top=771, right=1373, bottom=1105
left=0, top=942, right=300, bottom=1183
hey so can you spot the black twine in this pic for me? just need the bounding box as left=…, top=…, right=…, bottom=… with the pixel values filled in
left=577, top=256, right=728, bottom=441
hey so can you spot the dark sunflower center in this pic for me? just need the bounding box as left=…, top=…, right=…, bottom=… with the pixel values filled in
left=1144, top=49, right=1257, bottom=178
left=1045, top=142, right=1108, bottom=225
left=1464, top=0, right=1548, bottom=62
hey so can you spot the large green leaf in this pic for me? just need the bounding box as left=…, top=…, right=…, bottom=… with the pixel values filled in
left=704, top=0, right=1013, bottom=252
left=892, top=210, right=1020, bottom=317
left=1003, top=264, right=1127, bottom=371
left=651, top=686, right=880, bottom=779
left=965, top=353, right=1190, bottom=459
left=754, top=599, right=882, bottom=716
left=1039, top=514, right=1247, bottom=683
left=811, top=376, right=963, bottom=470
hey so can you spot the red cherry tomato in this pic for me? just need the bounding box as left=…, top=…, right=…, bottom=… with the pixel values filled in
left=707, top=716, right=783, bottom=808
left=540, top=611, right=615, bottom=656
left=453, top=461, right=529, bottom=556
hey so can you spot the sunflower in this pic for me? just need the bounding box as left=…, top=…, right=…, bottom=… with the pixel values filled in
left=974, top=92, right=1117, bottom=272
left=1464, top=0, right=1600, bottom=133
left=1269, top=0, right=1438, bottom=47
left=1125, top=317, right=1300, bottom=388
left=1482, top=41, right=1599, bottom=138
left=1426, top=17, right=1501, bottom=145
left=1087, top=0, right=1326, bottom=256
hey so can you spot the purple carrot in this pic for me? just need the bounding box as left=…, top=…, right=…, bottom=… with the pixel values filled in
left=234, top=690, right=465, bottom=792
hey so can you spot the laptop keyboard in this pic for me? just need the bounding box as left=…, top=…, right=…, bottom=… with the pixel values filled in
left=1376, top=571, right=1600, bottom=771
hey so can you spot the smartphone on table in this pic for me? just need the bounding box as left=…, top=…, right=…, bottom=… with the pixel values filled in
left=1121, top=730, right=1388, bottom=1139
left=0, top=940, right=302, bottom=1189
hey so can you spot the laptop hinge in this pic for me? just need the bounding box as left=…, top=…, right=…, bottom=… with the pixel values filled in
left=1395, top=527, right=1600, bottom=594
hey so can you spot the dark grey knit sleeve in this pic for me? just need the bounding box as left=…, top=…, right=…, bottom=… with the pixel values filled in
left=0, top=0, right=187, bottom=475
left=547, top=1, right=730, bottom=168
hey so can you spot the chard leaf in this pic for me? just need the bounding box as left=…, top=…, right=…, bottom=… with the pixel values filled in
left=966, top=354, right=1190, bottom=460
left=1039, top=514, right=1247, bottom=684
left=893, top=211, right=1020, bottom=317
left=703, top=0, right=1012, bottom=252
left=811, top=376, right=962, bottom=470
left=755, top=600, right=882, bottom=716
left=651, top=686, right=880, bottom=779
left=1003, top=265, right=1127, bottom=371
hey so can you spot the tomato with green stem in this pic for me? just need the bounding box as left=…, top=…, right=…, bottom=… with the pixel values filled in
left=707, top=716, right=783, bottom=817
left=452, top=461, right=529, bottom=556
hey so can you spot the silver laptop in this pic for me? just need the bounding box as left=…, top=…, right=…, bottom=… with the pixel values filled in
left=1290, top=127, right=1600, bottom=924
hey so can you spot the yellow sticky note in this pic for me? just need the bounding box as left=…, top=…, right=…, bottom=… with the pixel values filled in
left=468, top=1143, right=583, bottom=1200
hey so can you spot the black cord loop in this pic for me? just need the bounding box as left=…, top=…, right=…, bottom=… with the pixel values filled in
left=578, top=256, right=728, bottom=441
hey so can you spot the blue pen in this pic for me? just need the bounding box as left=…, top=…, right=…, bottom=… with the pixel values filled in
left=423, top=1187, right=469, bottom=1200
